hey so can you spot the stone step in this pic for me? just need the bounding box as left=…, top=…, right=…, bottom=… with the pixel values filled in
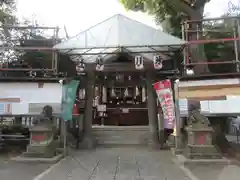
left=92, top=126, right=149, bottom=145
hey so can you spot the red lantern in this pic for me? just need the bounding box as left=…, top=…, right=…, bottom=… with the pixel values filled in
left=72, top=104, right=79, bottom=115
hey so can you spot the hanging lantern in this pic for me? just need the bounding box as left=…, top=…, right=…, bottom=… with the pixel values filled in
left=153, top=55, right=163, bottom=69
left=96, top=56, right=104, bottom=71
left=76, top=59, right=85, bottom=73
left=135, top=56, right=144, bottom=70
left=72, top=104, right=79, bottom=115
left=79, top=89, right=85, bottom=99
left=186, top=68, right=194, bottom=75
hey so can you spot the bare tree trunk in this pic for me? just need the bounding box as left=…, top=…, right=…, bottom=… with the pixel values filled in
left=185, top=5, right=209, bottom=125
left=187, top=6, right=209, bottom=74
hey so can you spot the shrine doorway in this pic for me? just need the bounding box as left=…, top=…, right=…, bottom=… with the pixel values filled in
left=92, top=55, right=149, bottom=126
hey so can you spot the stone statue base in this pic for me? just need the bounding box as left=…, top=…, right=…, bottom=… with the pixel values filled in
left=23, top=125, right=58, bottom=158
left=185, top=126, right=221, bottom=159
left=23, top=143, right=57, bottom=158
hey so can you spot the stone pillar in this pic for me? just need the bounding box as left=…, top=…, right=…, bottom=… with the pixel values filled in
left=80, top=72, right=96, bottom=149
left=173, top=81, right=182, bottom=152
left=146, top=73, right=159, bottom=148
left=157, top=107, right=165, bottom=148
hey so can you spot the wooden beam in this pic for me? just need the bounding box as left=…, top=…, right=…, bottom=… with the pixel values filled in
left=188, top=96, right=227, bottom=101
left=179, top=85, right=240, bottom=98
left=0, top=98, right=21, bottom=102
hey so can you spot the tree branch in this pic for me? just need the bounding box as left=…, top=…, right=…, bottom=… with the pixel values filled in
left=178, top=0, right=195, bottom=16
left=193, top=0, right=210, bottom=9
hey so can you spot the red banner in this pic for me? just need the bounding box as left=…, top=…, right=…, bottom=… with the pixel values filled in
left=153, top=80, right=175, bottom=129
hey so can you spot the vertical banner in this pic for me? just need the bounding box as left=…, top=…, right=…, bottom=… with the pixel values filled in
left=153, top=79, right=175, bottom=129
left=61, top=80, right=79, bottom=121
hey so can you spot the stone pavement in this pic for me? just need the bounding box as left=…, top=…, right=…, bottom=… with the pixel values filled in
left=186, top=163, right=240, bottom=180
left=36, top=147, right=191, bottom=180
left=0, top=160, right=51, bottom=180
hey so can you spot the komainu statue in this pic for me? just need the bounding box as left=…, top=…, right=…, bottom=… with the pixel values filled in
left=188, top=100, right=209, bottom=127
left=185, top=101, right=221, bottom=159
left=23, top=105, right=58, bottom=158
left=33, top=105, right=53, bottom=125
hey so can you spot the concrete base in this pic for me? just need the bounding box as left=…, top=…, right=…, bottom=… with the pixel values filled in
left=148, top=142, right=162, bottom=150
left=79, top=136, right=97, bottom=149
left=174, top=154, right=231, bottom=166
left=171, top=147, right=183, bottom=155
left=11, top=154, right=64, bottom=164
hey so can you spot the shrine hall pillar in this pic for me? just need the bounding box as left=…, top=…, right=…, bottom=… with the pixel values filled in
left=146, top=72, right=159, bottom=148
left=80, top=72, right=96, bottom=149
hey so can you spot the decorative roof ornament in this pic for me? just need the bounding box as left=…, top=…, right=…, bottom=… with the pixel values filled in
left=135, top=56, right=144, bottom=70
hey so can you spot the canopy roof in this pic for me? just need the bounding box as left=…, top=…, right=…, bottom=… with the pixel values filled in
left=54, top=14, right=186, bottom=63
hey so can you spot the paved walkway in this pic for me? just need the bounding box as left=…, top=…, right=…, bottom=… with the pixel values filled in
left=0, top=161, right=51, bottom=180
left=186, top=164, right=240, bottom=180
left=36, top=147, right=191, bottom=180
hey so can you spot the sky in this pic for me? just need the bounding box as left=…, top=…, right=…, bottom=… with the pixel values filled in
left=16, top=0, right=240, bottom=37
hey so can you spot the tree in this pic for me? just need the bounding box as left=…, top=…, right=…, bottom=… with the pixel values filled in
left=120, top=0, right=211, bottom=73
left=0, top=0, right=18, bottom=64
left=203, top=15, right=238, bottom=74
left=0, top=0, right=16, bottom=24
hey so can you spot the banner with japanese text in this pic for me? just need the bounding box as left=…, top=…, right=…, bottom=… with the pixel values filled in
left=153, top=79, right=175, bottom=129
left=61, top=80, right=79, bottom=121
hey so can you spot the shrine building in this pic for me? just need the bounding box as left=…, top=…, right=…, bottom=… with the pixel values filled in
left=54, top=14, right=185, bottom=147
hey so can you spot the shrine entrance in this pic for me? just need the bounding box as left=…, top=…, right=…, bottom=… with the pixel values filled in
left=54, top=14, right=185, bottom=147
left=92, top=55, right=149, bottom=126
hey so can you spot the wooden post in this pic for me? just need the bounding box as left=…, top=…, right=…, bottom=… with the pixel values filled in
left=146, top=73, right=159, bottom=148
left=80, top=72, right=96, bottom=148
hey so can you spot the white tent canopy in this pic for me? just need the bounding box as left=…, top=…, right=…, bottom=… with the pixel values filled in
left=54, top=14, right=186, bottom=63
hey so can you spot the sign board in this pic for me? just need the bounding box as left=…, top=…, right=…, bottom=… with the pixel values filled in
left=153, top=80, right=175, bottom=129
left=97, top=104, right=106, bottom=112
left=61, top=80, right=79, bottom=121
left=122, top=108, right=129, bottom=113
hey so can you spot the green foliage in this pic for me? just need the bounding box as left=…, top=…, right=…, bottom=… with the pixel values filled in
left=0, top=0, right=16, bottom=24
left=203, top=16, right=239, bottom=73
left=120, top=0, right=240, bottom=74
left=120, top=0, right=210, bottom=38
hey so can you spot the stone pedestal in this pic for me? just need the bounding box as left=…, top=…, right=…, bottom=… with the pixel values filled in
left=23, top=124, right=57, bottom=158
left=185, top=126, right=221, bottom=159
